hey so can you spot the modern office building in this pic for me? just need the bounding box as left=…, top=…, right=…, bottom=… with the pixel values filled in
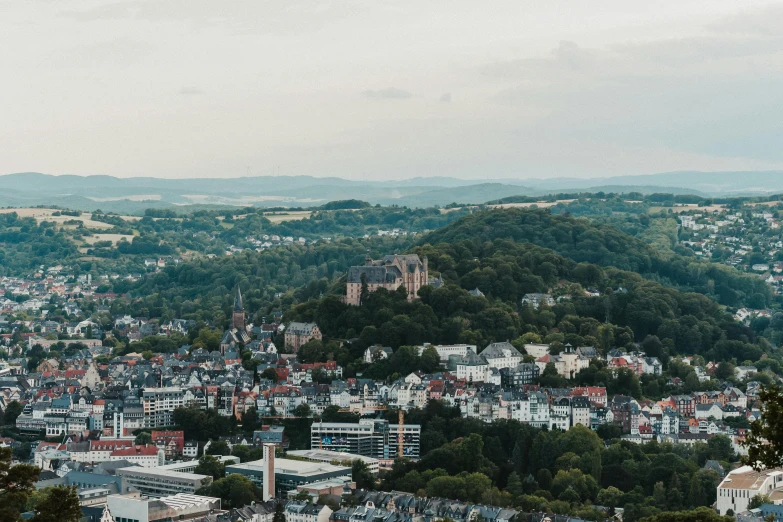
left=310, top=419, right=421, bottom=460
left=115, top=466, right=212, bottom=498
left=225, top=456, right=351, bottom=497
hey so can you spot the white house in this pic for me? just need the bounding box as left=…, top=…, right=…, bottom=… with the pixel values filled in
left=455, top=349, right=490, bottom=383
left=479, top=342, right=523, bottom=370
left=695, top=403, right=723, bottom=420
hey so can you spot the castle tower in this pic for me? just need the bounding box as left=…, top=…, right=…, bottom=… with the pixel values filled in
left=232, top=286, right=245, bottom=330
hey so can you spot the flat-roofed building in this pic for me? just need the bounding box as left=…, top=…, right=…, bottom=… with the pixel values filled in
left=415, top=344, right=475, bottom=363
left=155, top=455, right=239, bottom=474
left=115, top=466, right=212, bottom=498
left=310, top=419, right=421, bottom=460
left=287, top=449, right=380, bottom=475
left=226, top=457, right=351, bottom=497
left=716, top=466, right=783, bottom=515
left=107, top=493, right=222, bottom=522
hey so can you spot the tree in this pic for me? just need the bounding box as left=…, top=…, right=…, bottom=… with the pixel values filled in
left=715, top=362, right=734, bottom=380
left=206, top=440, right=231, bottom=456
left=194, top=455, right=226, bottom=480
left=173, top=406, right=232, bottom=441
left=298, top=340, right=326, bottom=364
left=242, top=406, right=260, bottom=433
left=29, top=485, right=81, bottom=522
left=687, top=473, right=706, bottom=508
left=197, top=474, right=258, bottom=509
left=1, top=447, right=41, bottom=522
left=294, top=490, right=312, bottom=501
left=638, top=507, right=733, bottom=522
left=597, top=486, right=623, bottom=513
left=352, top=459, right=375, bottom=490
left=749, top=494, right=772, bottom=510
left=536, top=468, right=553, bottom=491
left=2, top=401, right=23, bottom=426
left=464, top=473, right=492, bottom=503
left=506, top=471, right=523, bottom=498
left=273, top=500, right=287, bottom=522
left=707, top=436, right=733, bottom=462
left=261, top=367, right=279, bottom=383
left=745, top=385, right=783, bottom=469
left=134, top=431, right=153, bottom=445
left=420, top=346, right=440, bottom=373
left=293, top=403, right=312, bottom=418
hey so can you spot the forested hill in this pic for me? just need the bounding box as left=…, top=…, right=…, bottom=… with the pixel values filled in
left=115, top=206, right=782, bottom=378
left=420, top=208, right=769, bottom=308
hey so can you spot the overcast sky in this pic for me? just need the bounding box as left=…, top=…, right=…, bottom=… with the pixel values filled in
left=2, top=1, right=783, bottom=180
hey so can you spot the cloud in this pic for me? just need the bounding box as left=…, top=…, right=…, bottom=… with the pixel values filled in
left=178, top=87, right=204, bottom=95
left=362, top=87, right=413, bottom=100
left=484, top=30, right=783, bottom=163
left=439, top=93, right=452, bottom=103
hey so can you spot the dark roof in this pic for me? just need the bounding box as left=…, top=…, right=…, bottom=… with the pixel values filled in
left=347, top=265, right=402, bottom=284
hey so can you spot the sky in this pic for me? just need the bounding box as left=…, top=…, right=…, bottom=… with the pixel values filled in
left=2, top=1, right=783, bottom=180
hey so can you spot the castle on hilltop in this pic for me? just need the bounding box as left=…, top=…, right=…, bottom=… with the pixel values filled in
left=345, top=254, right=428, bottom=306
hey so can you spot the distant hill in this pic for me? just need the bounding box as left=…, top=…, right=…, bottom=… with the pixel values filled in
left=420, top=207, right=769, bottom=308
left=0, top=170, right=781, bottom=214
left=521, top=171, right=783, bottom=194
left=0, top=173, right=533, bottom=213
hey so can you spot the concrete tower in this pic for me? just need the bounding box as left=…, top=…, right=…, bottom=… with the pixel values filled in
left=262, top=443, right=275, bottom=501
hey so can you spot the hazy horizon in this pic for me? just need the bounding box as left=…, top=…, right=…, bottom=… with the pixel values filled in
left=6, top=169, right=783, bottom=182
left=3, top=1, right=783, bottom=180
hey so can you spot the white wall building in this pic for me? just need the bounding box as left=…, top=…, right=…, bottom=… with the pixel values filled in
left=717, top=467, right=783, bottom=515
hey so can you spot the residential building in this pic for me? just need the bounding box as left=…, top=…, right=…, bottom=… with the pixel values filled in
left=141, top=387, right=185, bottom=428
left=151, top=430, right=185, bottom=458
left=479, top=342, right=523, bottom=370
left=501, top=363, right=540, bottom=388
left=109, top=445, right=164, bottom=468
left=520, top=293, right=555, bottom=309
left=455, top=349, right=490, bottom=383
left=285, top=501, right=333, bottom=522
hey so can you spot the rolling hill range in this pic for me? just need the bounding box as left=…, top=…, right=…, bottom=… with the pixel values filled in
left=1, top=171, right=782, bottom=213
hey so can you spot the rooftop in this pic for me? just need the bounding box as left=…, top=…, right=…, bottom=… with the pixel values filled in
left=228, top=457, right=351, bottom=478
left=719, top=466, right=783, bottom=490
left=287, top=449, right=379, bottom=465
left=115, top=466, right=208, bottom=481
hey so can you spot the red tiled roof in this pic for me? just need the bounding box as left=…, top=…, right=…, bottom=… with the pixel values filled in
left=110, top=445, right=160, bottom=457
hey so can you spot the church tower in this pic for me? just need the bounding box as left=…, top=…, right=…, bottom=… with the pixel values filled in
left=232, top=286, right=245, bottom=330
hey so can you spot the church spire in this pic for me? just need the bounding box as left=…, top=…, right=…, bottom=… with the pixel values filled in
left=232, top=286, right=246, bottom=330
left=234, top=285, right=244, bottom=312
